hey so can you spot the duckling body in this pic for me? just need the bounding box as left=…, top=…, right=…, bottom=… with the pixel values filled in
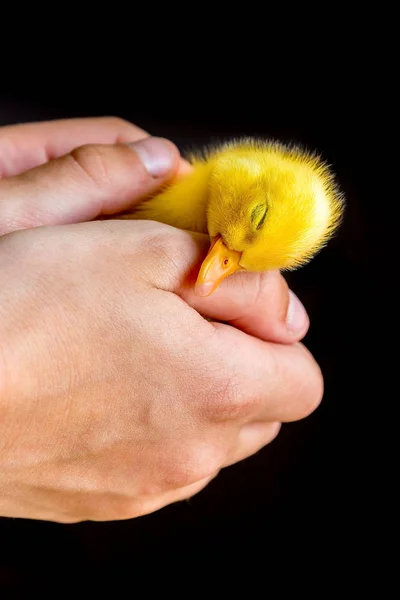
left=128, top=158, right=212, bottom=234
left=123, top=137, right=345, bottom=296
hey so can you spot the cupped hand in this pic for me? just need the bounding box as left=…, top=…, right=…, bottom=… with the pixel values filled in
left=0, top=120, right=320, bottom=524
left=0, top=217, right=321, bottom=523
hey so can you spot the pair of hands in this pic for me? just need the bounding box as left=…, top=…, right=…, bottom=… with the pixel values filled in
left=0, top=117, right=323, bottom=523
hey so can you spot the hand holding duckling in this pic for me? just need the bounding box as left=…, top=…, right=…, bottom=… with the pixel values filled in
left=122, top=137, right=345, bottom=296
left=0, top=120, right=324, bottom=522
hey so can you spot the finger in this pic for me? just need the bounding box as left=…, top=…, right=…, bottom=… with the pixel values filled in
left=224, top=422, right=281, bottom=466
left=0, top=116, right=191, bottom=180
left=205, top=324, right=324, bottom=425
left=139, top=225, right=309, bottom=344
left=0, top=117, right=148, bottom=178
left=182, top=267, right=310, bottom=344
left=0, top=138, right=182, bottom=235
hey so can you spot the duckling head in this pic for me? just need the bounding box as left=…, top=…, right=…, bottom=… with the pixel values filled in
left=195, top=140, right=345, bottom=297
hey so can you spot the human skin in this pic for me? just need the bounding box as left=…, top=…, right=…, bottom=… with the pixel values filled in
left=0, top=118, right=322, bottom=523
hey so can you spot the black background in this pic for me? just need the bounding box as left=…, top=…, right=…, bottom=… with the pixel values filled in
left=0, top=75, right=380, bottom=591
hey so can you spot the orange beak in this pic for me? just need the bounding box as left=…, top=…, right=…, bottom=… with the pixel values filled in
left=194, top=235, right=244, bottom=297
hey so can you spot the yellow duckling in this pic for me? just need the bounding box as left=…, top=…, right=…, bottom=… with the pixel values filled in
left=123, top=137, right=345, bottom=296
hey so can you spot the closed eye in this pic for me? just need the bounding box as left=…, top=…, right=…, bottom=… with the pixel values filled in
left=251, top=203, right=268, bottom=230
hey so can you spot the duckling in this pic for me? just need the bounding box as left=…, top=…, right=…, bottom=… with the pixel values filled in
left=122, top=137, right=345, bottom=296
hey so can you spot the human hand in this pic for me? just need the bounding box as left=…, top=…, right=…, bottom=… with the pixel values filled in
left=0, top=218, right=321, bottom=524
left=0, top=117, right=308, bottom=341
left=0, top=124, right=322, bottom=524
left=0, top=116, right=190, bottom=234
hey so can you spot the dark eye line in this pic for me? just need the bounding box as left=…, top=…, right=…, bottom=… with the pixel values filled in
left=251, top=204, right=268, bottom=230
left=256, top=209, right=267, bottom=230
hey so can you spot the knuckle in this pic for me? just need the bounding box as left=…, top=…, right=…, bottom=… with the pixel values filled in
left=206, top=375, right=252, bottom=423
left=130, top=225, right=201, bottom=290
left=151, top=227, right=192, bottom=258
left=69, top=144, right=112, bottom=188
left=141, top=229, right=189, bottom=285
left=163, top=444, right=224, bottom=489
left=143, top=231, right=176, bottom=267
left=145, top=229, right=176, bottom=255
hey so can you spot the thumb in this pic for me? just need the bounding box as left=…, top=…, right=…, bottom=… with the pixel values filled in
left=0, top=137, right=181, bottom=236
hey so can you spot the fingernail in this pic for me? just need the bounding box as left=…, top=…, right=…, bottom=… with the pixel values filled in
left=127, top=137, right=176, bottom=177
left=286, top=290, right=308, bottom=332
